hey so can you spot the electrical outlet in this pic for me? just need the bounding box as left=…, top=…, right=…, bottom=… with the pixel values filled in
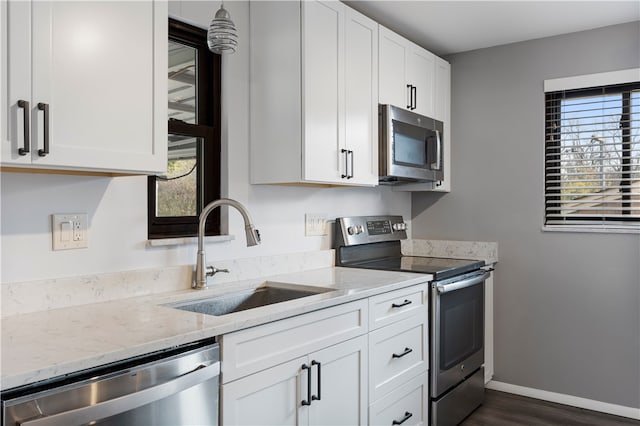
left=305, top=213, right=327, bottom=236
left=52, top=213, right=88, bottom=250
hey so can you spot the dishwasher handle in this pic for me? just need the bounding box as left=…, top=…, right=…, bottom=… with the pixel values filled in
left=20, top=360, right=220, bottom=426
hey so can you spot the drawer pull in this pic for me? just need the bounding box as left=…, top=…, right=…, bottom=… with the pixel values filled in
left=392, top=347, right=413, bottom=359
left=392, top=411, right=413, bottom=425
left=391, top=299, right=412, bottom=308
left=301, top=363, right=312, bottom=406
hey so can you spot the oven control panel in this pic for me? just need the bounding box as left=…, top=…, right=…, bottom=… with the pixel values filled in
left=335, top=215, right=407, bottom=246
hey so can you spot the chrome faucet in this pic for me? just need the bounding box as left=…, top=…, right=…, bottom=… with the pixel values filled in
left=194, top=198, right=261, bottom=289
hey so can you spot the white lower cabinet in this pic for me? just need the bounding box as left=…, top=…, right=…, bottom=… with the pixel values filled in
left=368, top=284, right=429, bottom=426
left=221, top=355, right=306, bottom=425
left=222, top=336, right=367, bottom=426
left=220, top=299, right=368, bottom=425
left=219, top=283, right=431, bottom=426
left=369, top=373, right=428, bottom=426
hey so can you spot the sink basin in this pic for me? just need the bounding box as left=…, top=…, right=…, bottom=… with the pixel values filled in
left=168, top=282, right=333, bottom=316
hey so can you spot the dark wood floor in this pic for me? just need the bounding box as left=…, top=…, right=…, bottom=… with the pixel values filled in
left=460, top=390, right=640, bottom=426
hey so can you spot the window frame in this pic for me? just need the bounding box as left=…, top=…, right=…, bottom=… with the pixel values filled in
left=147, top=18, right=222, bottom=239
left=543, top=70, right=640, bottom=232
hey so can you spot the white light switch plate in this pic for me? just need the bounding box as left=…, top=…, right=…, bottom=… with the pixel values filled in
left=52, top=213, right=88, bottom=250
left=305, top=213, right=327, bottom=236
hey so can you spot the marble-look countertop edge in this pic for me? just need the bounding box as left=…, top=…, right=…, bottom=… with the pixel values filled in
left=1, top=267, right=431, bottom=391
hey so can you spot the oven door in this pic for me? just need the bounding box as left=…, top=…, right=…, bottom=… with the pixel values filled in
left=430, top=270, right=488, bottom=398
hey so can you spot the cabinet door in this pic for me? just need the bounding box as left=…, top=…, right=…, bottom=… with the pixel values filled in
left=26, top=1, right=166, bottom=173
left=406, top=44, right=435, bottom=118
left=378, top=26, right=409, bottom=109
left=434, top=57, right=450, bottom=122
left=302, top=0, right=344, bottom=183
left=344, top=8, right=378, bottom=186
left=221, top=356, right=309, bottom=426
left=432, top=57, right=451, bottom=192
left=308, top=335, right=368, bottom=426
left=2, top=0, right=32, bottom=165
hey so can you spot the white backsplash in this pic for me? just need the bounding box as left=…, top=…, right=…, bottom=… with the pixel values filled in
left=402, top=239, right=498, bottom=264
left=2, top=250, right=334, bottom=317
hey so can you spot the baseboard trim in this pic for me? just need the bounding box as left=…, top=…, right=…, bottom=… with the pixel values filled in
left=486, top=380, right=640, bottom=420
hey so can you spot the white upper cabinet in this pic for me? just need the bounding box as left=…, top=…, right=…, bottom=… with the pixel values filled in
left=250, top=0, right=378, bottom=186
left=382, top=26, right=452, bottom=193
left=1, top=1, right=167, bottom=174
left=379, top=26, right=435, bottom=118
left=344, top=8, right=379, bottom=186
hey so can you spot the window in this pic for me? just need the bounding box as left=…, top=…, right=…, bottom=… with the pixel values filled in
left=544, top=74, right=639, bottom=231
left=148, top=18, right=221, bottom=239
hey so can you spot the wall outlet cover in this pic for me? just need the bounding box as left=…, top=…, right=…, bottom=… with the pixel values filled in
left=52, top=213, right=88, bottom=250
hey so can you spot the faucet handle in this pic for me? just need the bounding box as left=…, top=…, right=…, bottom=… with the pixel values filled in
left=206, top=266, right=229, bottom=277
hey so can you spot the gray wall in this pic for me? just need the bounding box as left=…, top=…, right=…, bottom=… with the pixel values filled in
left=412, top=22, right=640, bottom=408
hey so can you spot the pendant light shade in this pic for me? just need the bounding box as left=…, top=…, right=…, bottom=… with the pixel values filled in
left=207, top=4, right=238, bottom=54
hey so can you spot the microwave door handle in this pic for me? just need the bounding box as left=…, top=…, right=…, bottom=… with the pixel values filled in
left=435, top=130, right=442, bottom=170
left=19, top=361, right=220, bottom=426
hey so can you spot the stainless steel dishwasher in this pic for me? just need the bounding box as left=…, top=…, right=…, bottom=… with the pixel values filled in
left=1, top=340, right=219, bottom=426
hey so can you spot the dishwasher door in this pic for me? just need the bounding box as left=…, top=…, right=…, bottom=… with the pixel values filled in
left=2, top=342, right=219, bottom=426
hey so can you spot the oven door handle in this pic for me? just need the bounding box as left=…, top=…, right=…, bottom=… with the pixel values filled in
left=436, top=271, right=490, bottom=295
left=19, top=360, right=220, bottom=426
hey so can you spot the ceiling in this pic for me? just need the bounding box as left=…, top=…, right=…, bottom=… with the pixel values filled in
left=343, top=1, right=640, bottom=56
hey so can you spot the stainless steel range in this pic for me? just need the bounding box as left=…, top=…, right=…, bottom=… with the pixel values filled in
left=335, top=215, right=489, bottom=426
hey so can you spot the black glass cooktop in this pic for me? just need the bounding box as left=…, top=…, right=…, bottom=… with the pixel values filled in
left=346, top=256, right=485, bottom=280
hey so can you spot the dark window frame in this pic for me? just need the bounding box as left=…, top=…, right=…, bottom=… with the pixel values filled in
left=147, top=18, right=222, bottom=239
left=544, top=82, right=639, bottom=225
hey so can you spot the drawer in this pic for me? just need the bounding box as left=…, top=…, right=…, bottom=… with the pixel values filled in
left=369, top=372, right=428, bottom=426
left=220, top=299, right=368, bottom=383
left=369, top=284, right=428, bottom=330
left=369, top=315, right=427, bottom=401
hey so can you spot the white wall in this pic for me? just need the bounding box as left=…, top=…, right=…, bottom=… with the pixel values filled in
left=0, top=1, right=410, bottom=284
left=412, top=22, right=640, bottom=410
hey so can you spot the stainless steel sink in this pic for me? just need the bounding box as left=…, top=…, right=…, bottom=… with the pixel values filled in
left=168, top=282, right=333, bottom=316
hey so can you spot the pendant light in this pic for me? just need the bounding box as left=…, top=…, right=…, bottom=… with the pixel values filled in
left=207, top=2, right=238, bottom=54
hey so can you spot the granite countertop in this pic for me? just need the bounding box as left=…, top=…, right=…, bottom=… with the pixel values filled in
left=1, top=267, right=431, bottom=391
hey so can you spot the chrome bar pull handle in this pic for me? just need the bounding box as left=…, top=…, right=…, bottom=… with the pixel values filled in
left=17, top=100, right=30, bottom=155
left=37, top=102, right=49, bottom=157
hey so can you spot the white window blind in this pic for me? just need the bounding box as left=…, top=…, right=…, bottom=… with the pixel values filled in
left=544, top=81, right=640, bottom=228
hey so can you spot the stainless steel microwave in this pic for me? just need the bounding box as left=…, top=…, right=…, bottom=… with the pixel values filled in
left=378, top=104, right=444, bottom=184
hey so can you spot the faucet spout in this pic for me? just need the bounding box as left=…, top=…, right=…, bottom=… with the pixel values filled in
left=195, top=198, right=261, bottom=289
